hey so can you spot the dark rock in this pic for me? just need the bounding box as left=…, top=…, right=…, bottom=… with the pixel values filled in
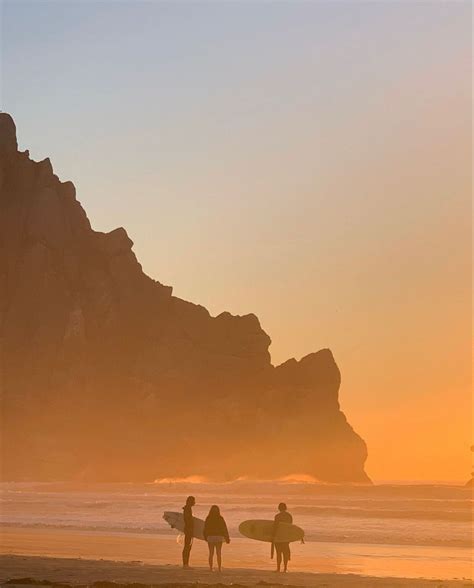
left=0, top=113, right=17, bottom=153
left=0, top=114, right=370, bottom=483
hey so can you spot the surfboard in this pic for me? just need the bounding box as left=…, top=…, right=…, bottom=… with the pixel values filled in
left=163, top=511, right=205, bottom=540
left=239, top=519, right=304, bottom=543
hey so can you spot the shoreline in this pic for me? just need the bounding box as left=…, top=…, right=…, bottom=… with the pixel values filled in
left=1, top=525, right=471, bottom=582
left=1, top=523, right=469, bottom=549
left=0, top=555, right=472, bottom=588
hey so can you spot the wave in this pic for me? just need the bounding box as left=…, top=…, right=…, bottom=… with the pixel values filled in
left=153, top=475, right=209, bottom=484
left=1, top=481, right=471, bottom=500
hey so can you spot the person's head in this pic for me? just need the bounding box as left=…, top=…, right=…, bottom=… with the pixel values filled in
left=185, top=496, right=196, bottom=507
left=208, top=504, right=220, bottom=518
left=278, top=502, right=287, bottom=512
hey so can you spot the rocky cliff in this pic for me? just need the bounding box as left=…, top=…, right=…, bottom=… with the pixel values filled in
left=0, top=113, right=369, bottom=483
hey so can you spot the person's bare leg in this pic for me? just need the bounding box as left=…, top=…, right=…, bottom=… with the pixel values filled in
left=208, top=543, right=215, bottom=571
left=216, top=542, right=223, bottom=571
left=182, top=534, right=192, bottom=568
left=276, top=548, right=282, bottom=572
left=283, top=544, right=290, bottom=572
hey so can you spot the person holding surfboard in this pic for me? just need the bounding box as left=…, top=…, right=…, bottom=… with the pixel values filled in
left=272, top=502, right=293, bottom=573
left=203, top=505, right=230, bottom=572
left=182, top=495, right=195, bottom=568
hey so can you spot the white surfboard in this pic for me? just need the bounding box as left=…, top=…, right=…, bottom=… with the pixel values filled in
left=163, top=510, right=205, bottom=540
left=239, top=519, right=304, bottom=543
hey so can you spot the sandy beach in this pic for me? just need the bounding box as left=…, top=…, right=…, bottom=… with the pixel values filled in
left=1, top=524, right=472, bottom=581
left=1, top=554, right=472, bottom=588
left=1, top=525, right=472, bottom=588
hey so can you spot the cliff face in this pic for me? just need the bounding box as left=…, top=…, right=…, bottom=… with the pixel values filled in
left=0, top=114, right=370, bottom=483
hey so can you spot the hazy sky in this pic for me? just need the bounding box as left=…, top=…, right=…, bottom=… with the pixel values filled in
left=1, top=0, right=471, bottom=482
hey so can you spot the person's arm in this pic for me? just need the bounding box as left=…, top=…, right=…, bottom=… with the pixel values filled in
left=222, top=518, right=230, bottom=543
left=203, top=518, right=208, bottom=541
left=184, top=507, right=194, bottom=534
left=272, top=514, right=279, bottom=540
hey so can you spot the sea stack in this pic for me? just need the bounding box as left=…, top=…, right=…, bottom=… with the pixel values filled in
left=0, top=113, right=370, bottom=483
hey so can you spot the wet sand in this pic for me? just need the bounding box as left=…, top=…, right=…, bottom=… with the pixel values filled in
left=0, top=554, right=472, bottom=588
left=1, top=526, right=471, bottom=582
left=1, top=526, right=473, bottom=588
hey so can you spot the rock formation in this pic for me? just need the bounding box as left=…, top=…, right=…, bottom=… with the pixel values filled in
left=0, top=113, right=370, bottom=483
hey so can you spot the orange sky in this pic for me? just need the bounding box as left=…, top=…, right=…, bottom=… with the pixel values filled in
left=4, top=1, right=471, bottom=481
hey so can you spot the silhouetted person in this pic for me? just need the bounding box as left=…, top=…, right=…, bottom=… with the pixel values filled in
left=182, top=495, right=195, bottom=568
left=203, top=505, right=230, bottom=572
left=272, top=502, right=292, bottom=572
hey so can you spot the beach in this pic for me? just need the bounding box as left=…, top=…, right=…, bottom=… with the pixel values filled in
left=0, top=525, right=472, bottom=582
left=1, top=482, right=472, bottom=586
left=1, top=553, right=473, bottom=588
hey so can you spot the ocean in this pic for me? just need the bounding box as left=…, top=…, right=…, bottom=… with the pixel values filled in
left=0, top=481, right=472, bottom=580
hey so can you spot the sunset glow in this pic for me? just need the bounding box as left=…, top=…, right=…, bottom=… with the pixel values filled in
left=2, top=0, right=470, bottom=483
left=0, top=2, right=472, bottom=586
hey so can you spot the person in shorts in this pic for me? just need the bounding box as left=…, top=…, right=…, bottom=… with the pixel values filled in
left=272, top=502, right=292, bottom=572
left=203, top=505, right=230, bottom=571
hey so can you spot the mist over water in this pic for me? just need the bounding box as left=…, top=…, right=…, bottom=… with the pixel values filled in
left=1, top=481, right=471, bottom=547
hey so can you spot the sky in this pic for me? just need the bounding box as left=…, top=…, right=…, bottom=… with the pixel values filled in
left=1, top=0, right=471, bottom=482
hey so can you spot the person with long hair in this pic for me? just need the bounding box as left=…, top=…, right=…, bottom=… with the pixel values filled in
left=203, top=505, right=230, bottom=572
